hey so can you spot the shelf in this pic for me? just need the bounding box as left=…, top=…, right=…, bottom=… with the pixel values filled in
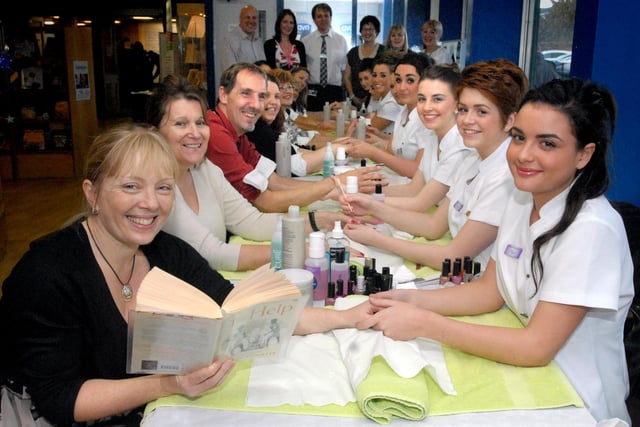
left=0, top=23, right=97, bottom=181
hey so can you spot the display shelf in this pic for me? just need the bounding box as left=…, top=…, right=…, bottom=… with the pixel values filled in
left=0, top=20, right=96, bottom=180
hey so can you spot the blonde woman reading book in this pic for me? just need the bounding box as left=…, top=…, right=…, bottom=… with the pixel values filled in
left=0, top=123, right=370, bottom=426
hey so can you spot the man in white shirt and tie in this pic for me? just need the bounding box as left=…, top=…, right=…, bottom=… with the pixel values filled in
left=220, top=5, right=266, bottom=72
left=301, top=3, right=349, bottom=111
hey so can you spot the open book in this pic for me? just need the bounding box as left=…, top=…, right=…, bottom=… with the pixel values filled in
left=126, top=264, right=305, bottom=374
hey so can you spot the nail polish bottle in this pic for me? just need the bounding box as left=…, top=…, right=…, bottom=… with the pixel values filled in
left=463, top=256, right=473, bottom=283
left=355, top=275, right=365, bottom=295
left=452, top=258, right=462, bottom=285
left=440, top=259, right=451, bottom=285
left=347, top=279, right=356, bottom=295
left=473, top=261, right=482, bottom=280
left=325, top=281, right=336, bottom=306
left=381, top=266, right=393, bottom=291
left=336, top=278, right=345, bottom=298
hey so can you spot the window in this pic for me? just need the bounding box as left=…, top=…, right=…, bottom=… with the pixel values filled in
left=523, top=0, right=576, bottom=88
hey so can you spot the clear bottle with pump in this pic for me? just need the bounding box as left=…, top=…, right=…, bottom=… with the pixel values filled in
left=282, top=205, right=305, bottom=269
left=270, top=214, right=283, bottom=270
left=336, top=109, right=345, bottom=137
left=323, top=142, right=334, bottom=178
left=305, top=231, right=329, bottom=305
left=275, top=132, right=291, bottom=177
left=327, top=220, right=350, bottom=284
left=327, top=220, right=349, bottom=259
left=323, top=101, right=331, bottom=122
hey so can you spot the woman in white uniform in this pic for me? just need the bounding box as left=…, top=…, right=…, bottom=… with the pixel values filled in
left=343, top=53, right=432, bottom=178
left=374, top=64, right=473, bottom=202
left=360, top=78, right=633, bottom=424
left=343, top=59, right=526, bottom=270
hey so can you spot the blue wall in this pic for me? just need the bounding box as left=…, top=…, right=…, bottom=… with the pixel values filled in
left=439, top=0, right=462, bottom=40
left=406, top=0, right=430, bottom=49
left=590, top=0, right=640, bottom=205
left=467, top=0, right=522, bottom=64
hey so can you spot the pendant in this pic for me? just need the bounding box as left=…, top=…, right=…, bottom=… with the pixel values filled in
left=122, top=283, right=133, bottom=301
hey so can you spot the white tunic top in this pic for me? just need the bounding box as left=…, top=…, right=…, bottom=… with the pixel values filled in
left=419, top=124, right=475, bottom=187
left=390, top=107, right=431, bottom=161
left=446, top=137, right=514, bottom=266
left=494, top=187, right=633, bottom=424
left=371, top=91, right=403, bottom=134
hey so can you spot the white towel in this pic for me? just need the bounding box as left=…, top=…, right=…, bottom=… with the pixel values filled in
left=245, top=297, right=455, bottom=409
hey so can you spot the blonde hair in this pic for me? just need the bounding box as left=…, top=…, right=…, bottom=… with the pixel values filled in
left=384, top=24, right=408, bottom=53
left=84, top=123, right=178, bottom=212
left=422, top=19, right=443, bottom=40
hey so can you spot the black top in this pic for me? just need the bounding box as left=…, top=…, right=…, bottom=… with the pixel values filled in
left=0, top=219, right=234, bottom=425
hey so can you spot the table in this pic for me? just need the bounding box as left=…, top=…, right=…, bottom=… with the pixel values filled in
left=143, top=160, right=596, bottom=426
left=143, top=406, right=596, bottom=426
left=141, top=306, right=595, bottom=426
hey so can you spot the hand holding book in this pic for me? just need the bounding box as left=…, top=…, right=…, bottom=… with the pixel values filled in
left=127, top=264, right=305, bottom=374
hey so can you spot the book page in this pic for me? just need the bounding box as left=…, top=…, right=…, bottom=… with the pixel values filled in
left=216, top=296, right=305, bottom=361
left=129, top=266, right=304, bottom=373
left=127, top=310, right=221, bottom=374
left=137, top=267, right=222, bottom=318
left=223, top=264, right=301, bottom=313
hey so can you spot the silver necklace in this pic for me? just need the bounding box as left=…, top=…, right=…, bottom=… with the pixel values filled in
left=86, top=220, right=136, bottom=302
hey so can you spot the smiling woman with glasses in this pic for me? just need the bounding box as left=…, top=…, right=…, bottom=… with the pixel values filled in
left=269, top=68, right=297, bottom=112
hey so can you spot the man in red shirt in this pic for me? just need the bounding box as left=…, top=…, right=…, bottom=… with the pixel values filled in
left=206, top=62, right=384, bottom=213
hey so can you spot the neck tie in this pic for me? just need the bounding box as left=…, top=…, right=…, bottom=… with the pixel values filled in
left=320, top=35, right=328, bottom=87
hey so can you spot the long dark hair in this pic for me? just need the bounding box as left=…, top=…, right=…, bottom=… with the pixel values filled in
left=273, top=9, right=298, bottom=41
left=524, top=78, right=617, bottom=291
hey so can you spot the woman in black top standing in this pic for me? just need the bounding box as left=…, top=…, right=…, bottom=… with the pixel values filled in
left=345, top=16, right=385, bottom=110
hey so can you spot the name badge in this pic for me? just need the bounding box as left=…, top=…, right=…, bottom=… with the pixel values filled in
left=504, top=244, right=523, bottom=259
left=308, top=88, right=318, bottom=97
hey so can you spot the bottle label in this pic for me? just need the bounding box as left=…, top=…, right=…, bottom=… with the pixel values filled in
left=305, top=264, right=328, bottom=302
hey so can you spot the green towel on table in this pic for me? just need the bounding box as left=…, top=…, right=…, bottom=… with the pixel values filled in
left=356, top=355, right=429, bottom=424
left=143, top=309, right=583, bottom=423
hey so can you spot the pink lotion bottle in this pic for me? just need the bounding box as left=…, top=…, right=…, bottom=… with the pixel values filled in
left=305, top=231, right=329, bottom=306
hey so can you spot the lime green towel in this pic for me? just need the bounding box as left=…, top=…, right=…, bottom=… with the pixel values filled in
left=143, top=309, right=583, bottom=422
left=144, top=359, right=363, bottom=418
left=356, top=355, right=430, bottom=423
left=427, top=309, right=584, bottom=415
